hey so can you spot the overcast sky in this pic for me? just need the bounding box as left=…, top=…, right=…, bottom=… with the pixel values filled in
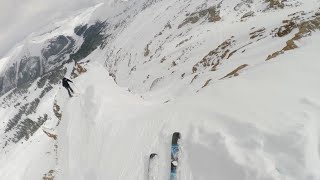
left=0, top=0, right=104, bottom=58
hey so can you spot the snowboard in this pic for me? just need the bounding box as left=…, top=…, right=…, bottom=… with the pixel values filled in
left=170, top=132, right=181, bottom=180
left=148, top=153, right=159, bottom=180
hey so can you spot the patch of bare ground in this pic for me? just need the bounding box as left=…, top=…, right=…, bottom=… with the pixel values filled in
left=220, top=64, right=249, bottom=80
left=267, top=14, right=320, bottom=60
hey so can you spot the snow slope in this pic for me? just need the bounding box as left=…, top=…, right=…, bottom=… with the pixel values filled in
left=57, top=32, right=320, bottom=180
left=0, top=0, right=320, bottom=179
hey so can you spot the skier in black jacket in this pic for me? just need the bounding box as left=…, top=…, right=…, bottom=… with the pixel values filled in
left=62, top=77, right=74, bottom=97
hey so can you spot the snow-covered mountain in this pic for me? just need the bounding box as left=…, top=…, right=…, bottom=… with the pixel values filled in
left=0, top=0, right=320, bottom=179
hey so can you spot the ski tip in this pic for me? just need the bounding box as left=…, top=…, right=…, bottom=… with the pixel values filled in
left=173, top=132, right=181, bottom=136
left=172, top=132, right=181, bottom=139
left=150, top=153, right=158, bottom=158
left=172, top=132, right=181, bottom=144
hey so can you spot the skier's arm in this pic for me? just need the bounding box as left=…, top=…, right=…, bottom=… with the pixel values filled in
left=67, top=79, right=73, bottom=83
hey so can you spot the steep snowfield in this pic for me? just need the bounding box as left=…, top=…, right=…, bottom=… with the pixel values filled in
left=0, top=0, right=320, bottom=179
left=56, top=33, right=320, bottom=180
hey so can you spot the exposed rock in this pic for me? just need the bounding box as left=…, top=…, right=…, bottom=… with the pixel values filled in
left=190, top=74, right=198, bottom=84
left=43, top=130, right=57, bottom=140
left=144, top=42, right=151, bottom=57
left=201, top=79, right=212, bottom=89
left=164, top=22, right=172, bottom=29
left=178, top=6, right=221, bottom=29
left=42, top=35, right=75, bottom=73
left=71, top=62, right=88, bottom=79
left=193, top=37, right=235, bottom=73
left=179, top=16, right=200, bottom=29
left=70, top=21, right=107, bottom=62
left=277, top=21, right=297, bottom=37
left=160, top=57, right=166, bottom=63
left=1, top=64, right=17, bottom=95
left=53, top=100, right=62, bottom=121
left=241, top=11, right=254, bottom=21
left=207, top=6, right=222, bottom=22
left=17, top=56, right=41, bottom=88
left=220, top=64, right=249, bottom=79
left=265, top=0, right=284, bottom=9
left=250, top=28, right=266, bottom=39
left=192, top=66, right=197, bottom=73
left=142, top=0, right=161, bottom=11
left=74, top=24, right=88, bottom=36
left=267, top=16, right=320, bottom=60
left=42, top=169, right=55, bottom=180
left=234, top=0, right=253, bottom=11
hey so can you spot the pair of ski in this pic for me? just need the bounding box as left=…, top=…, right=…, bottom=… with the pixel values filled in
left=148, top=132, right=181, bottom=180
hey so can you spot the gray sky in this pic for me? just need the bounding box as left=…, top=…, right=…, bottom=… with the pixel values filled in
left=0, top=0, right=103, bottom=58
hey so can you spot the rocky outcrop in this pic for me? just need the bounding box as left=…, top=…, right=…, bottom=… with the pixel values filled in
left=178, top=5, right=221, bottom=29
left=192, top=37, right=236, bottom=73
left=267, top=15, right=320, bottom=60
left=41, top=35, right=75, bottom=73
left=265, top=0, right=284, bottom=9
left=70, top=21, right=107, bottom=62
left=241, top=11, right=254, bottom=21
left=220, top=64, right=249, bottom=79
left=74, top=24, right=88, bottom=36
left=277, top=20, right=297, bottom=37
left=0, top=35, right=75, bottom=96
